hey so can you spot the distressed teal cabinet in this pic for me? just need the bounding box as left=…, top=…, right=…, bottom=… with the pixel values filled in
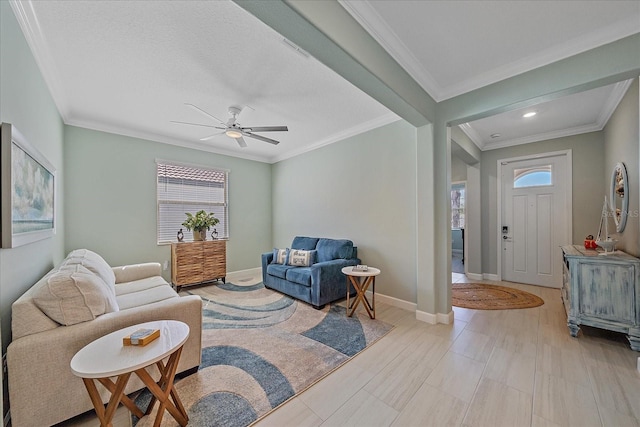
left=561, top=245, right=640, bottom=351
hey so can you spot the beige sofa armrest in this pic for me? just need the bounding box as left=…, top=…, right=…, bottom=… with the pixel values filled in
left=112, top=262, right=162, bottom=283
left=7, top=294, right=202, bottom=427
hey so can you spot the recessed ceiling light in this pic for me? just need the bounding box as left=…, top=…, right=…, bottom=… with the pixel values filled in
left=522, top=111, right=537, bottom=118
left=490, top=133, right=501, bottom=138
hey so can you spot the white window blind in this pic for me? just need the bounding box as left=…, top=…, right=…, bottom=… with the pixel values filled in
left=157, top=161, right=228, bottom=244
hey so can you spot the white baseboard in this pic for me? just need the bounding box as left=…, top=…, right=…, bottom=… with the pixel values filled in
left=415, top=309, right=454, bottom=324
left=437, top=311, right=454, bottom=324
left=416, top=310, right=437, bottom=324
left=465, top=272, right=483, bottom=281
left=364, top=291, right=454, bottom=325
left=483, top=273, right=500, bottom=281
left=365, top=290, right=417, bottom=312
left=227, top=267, right=262, bottom=278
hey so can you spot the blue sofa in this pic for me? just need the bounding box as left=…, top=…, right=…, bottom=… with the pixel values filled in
left=261, top=236, right=360, bottom=309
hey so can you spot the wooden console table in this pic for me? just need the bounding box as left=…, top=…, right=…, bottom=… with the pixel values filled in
left=171, top=240, right=226, bottom=291
left=561, top=245, right=640, bottom=351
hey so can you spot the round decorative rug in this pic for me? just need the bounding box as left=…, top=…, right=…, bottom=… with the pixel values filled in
left=452, top=283, right=544, bottom=310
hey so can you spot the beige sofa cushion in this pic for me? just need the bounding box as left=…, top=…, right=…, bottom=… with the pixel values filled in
left=64, top=249, right=117, bottom=294
left=115, top=277, right=178, bottom=311
left=32, top=264, right=119, bottom=326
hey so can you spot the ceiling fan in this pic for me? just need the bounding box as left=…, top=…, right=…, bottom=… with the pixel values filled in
left=171, top=103, right=288, bottom=148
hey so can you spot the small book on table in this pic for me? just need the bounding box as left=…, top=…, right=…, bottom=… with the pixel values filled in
left=123, top=328, right=160, bottom=346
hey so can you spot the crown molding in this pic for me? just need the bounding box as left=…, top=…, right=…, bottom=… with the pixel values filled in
left=338, top=0, right=442, bottom=101
left=340, top=1, right=639, bottom=101
left=458, top=123, right=485, bottom=151
left=65, top=117, right=271, bottom=163
left=9, top=0, right=70, bottom=121
left=269, top=113, right=400, bottom=163
left=482, top=123, right=603, bottom=151
left=461, top=78, right=633, bottom=152
left=439, top=19, right=640, bottom=101
left=596, top=78, right=633, bottom=129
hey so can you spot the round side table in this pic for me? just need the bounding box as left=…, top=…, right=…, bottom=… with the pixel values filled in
left=70, top=320, right=190, bottom=426
left=341, top=266, right=381, bottom=319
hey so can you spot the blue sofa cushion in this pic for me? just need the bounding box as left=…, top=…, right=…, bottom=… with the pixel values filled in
left=287, top=249, right=317, bottom=267
left=272, top=248, right=290, bottom=264
left=266, top=263, right=295, bottom=280
left=316, top=239, right=354, bottom=262
left=286, top=267, right=312, bottom=287
left=291, top=236, right=319, bottom=250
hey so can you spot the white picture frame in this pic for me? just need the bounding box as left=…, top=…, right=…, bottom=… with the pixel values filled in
left=1, top=123, right=56, bottom=248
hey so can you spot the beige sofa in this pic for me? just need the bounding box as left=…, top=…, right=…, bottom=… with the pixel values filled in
left=7, top=249, right=203, bottom=427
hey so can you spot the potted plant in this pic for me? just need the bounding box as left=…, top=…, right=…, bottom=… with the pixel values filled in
left=182, top=210, right=219, bottom=241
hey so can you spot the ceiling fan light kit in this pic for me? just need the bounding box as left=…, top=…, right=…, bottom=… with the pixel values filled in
left=172, top=104, right=288, bottom=148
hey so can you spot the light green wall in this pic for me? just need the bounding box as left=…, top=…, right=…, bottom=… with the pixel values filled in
left=480, top=132, right=605, bottom=275
left=451, top=156, right=467, bottom=182
left=0, top=3, right=64, bottom=421
left=0, top=1, right=65, bottom=354
left=64, top=126, right=272, bottom=278
left=604, top=78, right=639, bottom=256
left=272, top=120, right=417, bottom=303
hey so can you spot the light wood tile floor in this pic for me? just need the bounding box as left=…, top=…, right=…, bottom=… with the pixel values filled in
left=255, top=273, right=640, bottom=427
left=64, top=272, right=640, bottom=427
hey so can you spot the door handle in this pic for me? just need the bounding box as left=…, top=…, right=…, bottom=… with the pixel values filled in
left=503, top=235, right=512, bottom=241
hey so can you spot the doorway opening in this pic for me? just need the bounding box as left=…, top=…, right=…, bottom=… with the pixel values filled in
left=451, top=182, right=466, bottom=275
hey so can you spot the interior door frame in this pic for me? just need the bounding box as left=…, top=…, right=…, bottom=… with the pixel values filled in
left=496, top=149, right=573, bottom=282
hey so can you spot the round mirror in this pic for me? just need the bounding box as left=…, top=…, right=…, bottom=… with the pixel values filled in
left=609, top=162, right=629, bottom=233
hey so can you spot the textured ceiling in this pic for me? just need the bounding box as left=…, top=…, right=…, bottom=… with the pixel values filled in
left=13, top=0, right=397, bottom=163
left=11, top=0, right=640, bottom=162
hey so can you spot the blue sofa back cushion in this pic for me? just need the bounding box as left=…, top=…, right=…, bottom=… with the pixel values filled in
left=316, top=238, right=354, bottom=262
left=291, top=236, right=320, bottom=250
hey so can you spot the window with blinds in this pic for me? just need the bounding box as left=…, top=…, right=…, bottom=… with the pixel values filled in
left=451, top=183, right=465, bottom=229
left=157, top=161, right=228, bottom=244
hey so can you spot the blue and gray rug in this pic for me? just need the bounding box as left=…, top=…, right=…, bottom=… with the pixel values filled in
left=134, top=278, right=393, bottom=426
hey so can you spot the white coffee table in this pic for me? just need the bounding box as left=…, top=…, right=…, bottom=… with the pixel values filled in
left=341, top=266, right=381, bottom=319
left=70, top=320, right=190, bottom=426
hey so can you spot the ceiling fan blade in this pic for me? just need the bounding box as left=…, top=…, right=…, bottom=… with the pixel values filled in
left=171, top=120, right=224, bottom=129
left=240, top=126, right=288, bottom=132
left=199, top=131, right=225, bottom=141
left=243, top=131, right=280, bottom=145
left=185, top=103, right=224, bottom=124
left=236, top=136, right=248, bottom=148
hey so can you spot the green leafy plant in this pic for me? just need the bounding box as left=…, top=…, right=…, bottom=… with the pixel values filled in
left=181, top=210, right=219, bottom=232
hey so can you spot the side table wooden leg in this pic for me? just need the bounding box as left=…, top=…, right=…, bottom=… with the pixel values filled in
left=97, top=377, right=144, bottom=418
left=82, top=373, right=131, bottom=427
left=135, top=346, right=188, bottom=427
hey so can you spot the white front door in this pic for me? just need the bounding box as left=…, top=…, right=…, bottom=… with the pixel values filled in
left=501, top=153, right=571, bottom=287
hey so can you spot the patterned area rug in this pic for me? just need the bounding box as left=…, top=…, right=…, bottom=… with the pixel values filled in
left=452, top=283, right=544, bottom=310
left=134, top=279, right=393, bottom=426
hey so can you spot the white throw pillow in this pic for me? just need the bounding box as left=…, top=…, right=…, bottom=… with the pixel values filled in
left=64, top=249, right=116, bottom=294
left=33, top=264, right=119, bottom=326
left=288, top=249, right=315, bottom=267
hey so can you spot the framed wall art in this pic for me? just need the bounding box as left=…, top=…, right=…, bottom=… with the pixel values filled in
left=1, top=123, right=56, bottom=248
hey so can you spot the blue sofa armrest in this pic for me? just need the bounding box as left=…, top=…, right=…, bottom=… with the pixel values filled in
left=261, top=252, right=274, bottom=285
left=308, top=258, right=360, bottom=306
